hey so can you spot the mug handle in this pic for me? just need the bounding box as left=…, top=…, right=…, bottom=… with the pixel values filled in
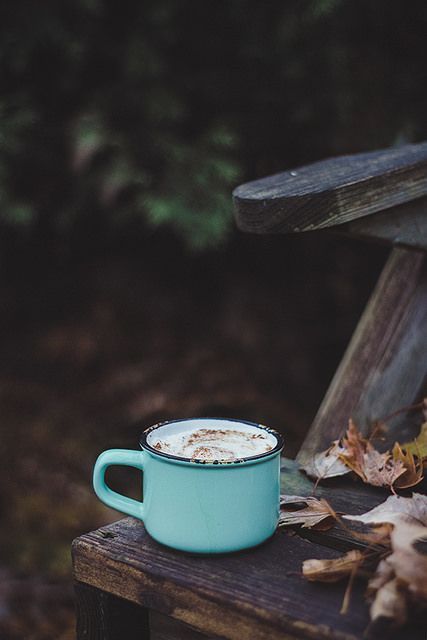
left=93, top=449, right=146, bottom=520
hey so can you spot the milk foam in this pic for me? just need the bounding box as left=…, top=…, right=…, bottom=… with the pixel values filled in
left=149, top=422, right=275, bottom=461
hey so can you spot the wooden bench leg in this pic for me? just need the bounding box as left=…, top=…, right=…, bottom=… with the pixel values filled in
left=74, top=582, right=150, bottom=640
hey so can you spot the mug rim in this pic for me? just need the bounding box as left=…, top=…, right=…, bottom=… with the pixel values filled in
left=139, top=417, right=284, bottom=466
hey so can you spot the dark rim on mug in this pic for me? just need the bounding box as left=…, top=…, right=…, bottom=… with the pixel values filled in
left=139, top=417, right=284, bottom=465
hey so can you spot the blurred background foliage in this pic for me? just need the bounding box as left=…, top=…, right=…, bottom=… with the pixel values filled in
left=1, top=0, right=427, bottom=249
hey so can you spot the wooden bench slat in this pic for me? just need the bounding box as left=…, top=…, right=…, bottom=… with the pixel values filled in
left=338, top=195, right=427, bottom=250
left=72, top=459, right=427, bottom=640
left=233, top=141, right=427, bottom=236
left=297, top=247, right=427, bottom=466
left=73, top=519, right=369, bottom=640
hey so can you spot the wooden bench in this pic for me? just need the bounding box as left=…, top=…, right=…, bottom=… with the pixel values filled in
left=72, top=142, right=427, bottom=639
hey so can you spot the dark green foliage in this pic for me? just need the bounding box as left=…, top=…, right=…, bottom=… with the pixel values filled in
left=0, top=0, right=426, bottom=248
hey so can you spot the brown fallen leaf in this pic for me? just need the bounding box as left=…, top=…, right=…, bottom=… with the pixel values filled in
left=356, top=449, right=405, bottom=488
left=345, top=523, right=393, bottom=549
left=341, top=418, right=366, bottom=464
left=301, top=397, right=427, bottom=486
left=299, top=420, right=401, bottom=488
left=301, top=488, right=427, bottom=636
left=340, top=419, right=424, bottom=490
left=343, top=493, right=427, bottom=527
left=339, top=420, right=407, bottom=490
left=365, top=518, right=427, bottom=637
left=302, top=549, right=364, bottom=583
left=366, top=558, right=394, bottom=597
left=300, top=440, right=350, bottom=480
left=367, top=577, right=408, bottom=635
left=279, top=495, right=335, bottom=530
left=400, top=422, right=427, bottom=460
left=364, top=510, right=427, bottom=637
left=387, top=519, right=427, bottom=601
left=344, top=494, right=427, bottom=631
left=301, top=413, right=426, bottom=490
left=299, top=420, right=370, bottom=481
left=392, top=442, right=424, bottom=489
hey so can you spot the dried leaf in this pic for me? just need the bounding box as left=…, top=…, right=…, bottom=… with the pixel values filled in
left=340, top=419, right=406, bottom=487
left=365, top=519, right=427, bottom=636
left=366, top=559, right=394, bottom=598
left=347, top=496, right=427, bottom=634
left=356, top=449, right=405, bottom=488
left=400, top=422, right=427, bottom=459
left=340, top=554, right=361, bottom=615
left=392, top=442, right=424, bottom=489
left=300, top=440, right=350, bottom=480
left=302, top=550, right=364, bottom=583
left=279, top=495, right=335, bottom=530
left=339, top=419, right=422, bottom=490
left=387, top=519, right=427, bottom=601
left=368, top=577, right=407, bottom=633
left=368, top=419, right=388, bottom=441
left=300, top=417, right=425, bottom=489
left=343, top=493, right=427, bottom=527
left=352, top=523, right=393, bottom=548
left=338, top=418, right=367, bottom=471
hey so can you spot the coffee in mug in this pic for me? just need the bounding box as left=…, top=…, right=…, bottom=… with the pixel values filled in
left=150, top=424, right=274, bottom=461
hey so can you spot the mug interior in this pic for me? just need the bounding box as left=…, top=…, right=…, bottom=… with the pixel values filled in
left=142, top=417, right=282, bottom=463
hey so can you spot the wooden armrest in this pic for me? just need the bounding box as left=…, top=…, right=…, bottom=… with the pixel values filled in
left=233, top=141, right=427, bottom=241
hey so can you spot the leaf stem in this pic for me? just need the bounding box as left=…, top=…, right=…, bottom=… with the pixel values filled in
left=340, top=559, right=360, bottom=615
left=376, top=400, right=424, bottom=426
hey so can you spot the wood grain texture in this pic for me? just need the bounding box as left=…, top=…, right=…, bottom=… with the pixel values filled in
left=297, top=247, right=427, bottom=466
left=73, top=518, right=370, bottom=640
left=338, top=195, right=427, bottom=250
left=73, top=459, right=426, bottom=640
left=74, top=581, right=150, bottom=640
left=233, top=142, right=427, bottom=235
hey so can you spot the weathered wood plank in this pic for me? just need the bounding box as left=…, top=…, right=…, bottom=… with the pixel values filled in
left=297, top=247, right=427, bottom=466
left=150, top=610, right=217, bottom=640
left=233, top=141, right=427, bottom=236
left=74, top=581, right=150, bottom=640
left=72, top=458, right=427, bottom=640
left=338, top=195, right=427, bottom=250
left=73, top=518, right=371, bottom=640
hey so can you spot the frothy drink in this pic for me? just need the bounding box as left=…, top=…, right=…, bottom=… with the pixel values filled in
left=150, top=422, right=275, bottom=461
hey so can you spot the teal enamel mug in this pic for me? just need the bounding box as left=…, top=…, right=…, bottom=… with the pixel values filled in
left=93, top=417, right=284, bottom=554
